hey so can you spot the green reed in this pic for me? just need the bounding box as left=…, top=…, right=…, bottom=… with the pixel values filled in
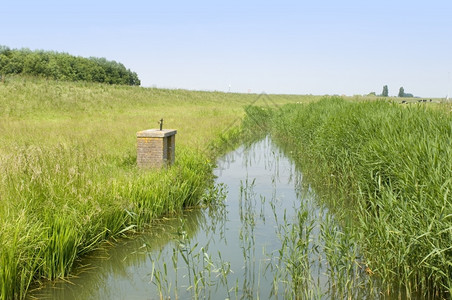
left=148, top=220, right=234, bottom=299
left=0, top=144, right=214, bottom=298
left=253, top=97, right=452, bottom=297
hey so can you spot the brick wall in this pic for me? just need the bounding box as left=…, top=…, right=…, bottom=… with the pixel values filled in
left=136, top=129, right=176, bottom=168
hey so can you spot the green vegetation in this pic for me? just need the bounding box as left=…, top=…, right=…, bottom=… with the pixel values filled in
left=0, top=76, right=315, bottom=299
left=381, top=85, right=389, bottom=97
left=247, top=97, right=452, bottom=297
left=399, top=86, right=414, bottom=98
left=0, top=46, right=140, bottom=85
left=5, top=72, right=449, bottom=298
left=144, top=138, right=373, bottom=299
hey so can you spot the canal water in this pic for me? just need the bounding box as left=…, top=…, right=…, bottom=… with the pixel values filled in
left=28, top=137, right=375, bottom=299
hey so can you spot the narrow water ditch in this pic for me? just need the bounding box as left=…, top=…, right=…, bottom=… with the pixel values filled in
left=28, top=137, right=378, bottom=299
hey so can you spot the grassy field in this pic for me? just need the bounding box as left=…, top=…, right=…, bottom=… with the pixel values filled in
left=0, top=76, right=318, bottom=299
left=250, top=97, right=452, bottom=297
left=3, top=75, right=450, bottom=299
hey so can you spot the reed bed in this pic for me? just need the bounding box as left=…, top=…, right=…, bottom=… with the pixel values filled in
left=252, top=97, right=452, bottom=297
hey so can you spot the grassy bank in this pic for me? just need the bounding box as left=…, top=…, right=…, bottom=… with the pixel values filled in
left=0, top=76, right=317, bottom=299
left=248, top=97, right=452, bottom=297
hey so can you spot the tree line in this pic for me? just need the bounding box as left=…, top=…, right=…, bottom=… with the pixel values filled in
left=0, top=46, right=140, bottom=86
left=380, top=85, right=413, bottom=98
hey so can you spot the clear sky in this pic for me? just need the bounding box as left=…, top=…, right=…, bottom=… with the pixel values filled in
left=1, top=0, right=451, bottom=97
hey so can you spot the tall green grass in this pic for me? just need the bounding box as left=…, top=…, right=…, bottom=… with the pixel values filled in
left=0, top=143, right=213, bottom=299
left=0, top=76, right=317, bottom=299
left=247, top=97, right=452, bottom=297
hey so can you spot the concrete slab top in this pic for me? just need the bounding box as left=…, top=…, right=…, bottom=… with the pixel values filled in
left=136, top=129, right=177, bottom=138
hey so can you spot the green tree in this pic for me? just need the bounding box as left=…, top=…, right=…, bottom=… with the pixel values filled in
left=398, top=87, right=405, bottom=97
left=0, top=46, right=141, bottom=85
left=0, top=54, right=10, bottom=73
left=382, top=85, right=388, bottom=97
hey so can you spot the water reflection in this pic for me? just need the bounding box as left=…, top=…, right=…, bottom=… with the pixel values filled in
left=28, top=136, right=379, bottom=299
left=28, top=210, right=206, bottom=299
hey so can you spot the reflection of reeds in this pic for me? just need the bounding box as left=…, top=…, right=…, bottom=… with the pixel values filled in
left=148, top=194, right=234, bottom=299
left=27, top=187, right=223, bottom=299
left=239, top=178, right=258, bottom=298
left=140, top=137, right=383, bottom=299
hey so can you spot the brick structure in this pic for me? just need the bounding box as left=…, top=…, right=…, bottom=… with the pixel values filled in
left=136, top=129, right=177, bottom=168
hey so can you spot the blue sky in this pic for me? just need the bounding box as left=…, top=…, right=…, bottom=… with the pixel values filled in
left=1, top=0, right=451, bottom=97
